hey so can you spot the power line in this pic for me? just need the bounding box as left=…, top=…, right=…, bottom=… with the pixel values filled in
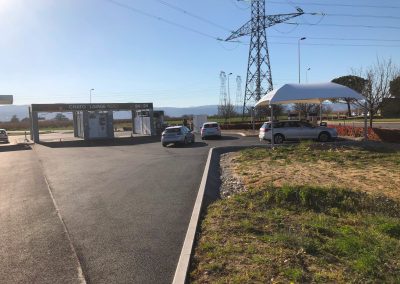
left=269, top=41, right=400, bottom=48
left=153, top=0, right=233, bottom=32
left=269, top=1, right=400, bottom=9
left=325, top=13, right=400, bottom=20
left=104, top=0, right=222, bottom=41
left=269, top=35, right=400, bottom=42
left=285, top=22, right=400, bottom=30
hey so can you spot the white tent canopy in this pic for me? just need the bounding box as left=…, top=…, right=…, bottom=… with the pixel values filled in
left=254, top=82, right=368, bottom=145
left=255, top=82, right=364, bottom=106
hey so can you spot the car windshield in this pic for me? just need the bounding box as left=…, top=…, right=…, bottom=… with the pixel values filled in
left=0, top=130, right=6, bottom=134
left=204, top=124, right=218, bottom=128
left=165, top=128, right=181, bottom=133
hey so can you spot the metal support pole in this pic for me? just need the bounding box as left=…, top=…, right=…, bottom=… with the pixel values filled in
left=31, top=111, right=39, bottom=143
left=319, top=102, right=322, bottom=124
left=270, top=105, right=274, bottom=147
left=364, top=101, right=368, bottom=141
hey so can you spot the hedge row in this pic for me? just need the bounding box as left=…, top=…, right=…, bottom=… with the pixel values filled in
left=330, top=125, right=400, bottom=143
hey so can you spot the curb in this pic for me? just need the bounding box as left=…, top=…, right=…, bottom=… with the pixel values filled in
left=172, top=147, right=214, bottom=284
left=172, top=145, right=264, bottom=284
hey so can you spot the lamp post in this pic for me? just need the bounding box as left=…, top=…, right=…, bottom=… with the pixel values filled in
left=227, top=73, right=233, bottom=122
left=89, top=88, right=94, bottom=104
left=306, top=67, right=311, bottom=83
left=298, top=37, right=306, bottom=84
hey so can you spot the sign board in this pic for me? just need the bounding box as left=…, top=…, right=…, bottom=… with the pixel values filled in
left=0, top=95, right=13, bottom=104
left=31, top=103, right=153, bottom=112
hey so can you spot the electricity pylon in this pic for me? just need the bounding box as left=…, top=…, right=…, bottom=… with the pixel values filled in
left=226, top=0, right=305, bottom=116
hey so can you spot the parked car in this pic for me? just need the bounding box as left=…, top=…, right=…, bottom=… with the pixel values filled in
left=201, top=122, right=221, bottom=140
left=259, top=120, right=337, bottom=144
left=0, top=129, right=9, bottom=143
left=161, top=126, right=195, bottom=147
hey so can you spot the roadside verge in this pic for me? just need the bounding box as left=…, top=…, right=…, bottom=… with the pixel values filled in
left=172, top=145, right=262, bottom=284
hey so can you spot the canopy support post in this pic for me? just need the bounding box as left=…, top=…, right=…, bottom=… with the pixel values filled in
left=364, top=101, right=368, bottom=141
left=319, top=101, right=322, bottom=124
left=270, top=105, right=274, bottom=147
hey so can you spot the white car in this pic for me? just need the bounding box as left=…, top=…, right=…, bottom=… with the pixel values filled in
left=161, top=126, right=195, bottom=147
left=259, top=120, right=337, bottom=144
left=0, top=129, right=9, bottom=143
left=201, top=122, right=221, bottom=140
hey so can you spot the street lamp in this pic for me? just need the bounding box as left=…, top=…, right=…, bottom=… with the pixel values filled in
left=89, top=88, right=94, bottom=104
left=298, top=37, right=306, bottom=84
left=227, top=73, right=233, bottom=122
left=306, top=67, right=311, bottom=83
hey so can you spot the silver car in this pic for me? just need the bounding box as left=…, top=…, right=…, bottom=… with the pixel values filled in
left=259, top=120, right=337, bottom=144
left=201, top=122, right=221, bottom=140
left=161, top=126, right=195, bottom=147
left=0, top=129, right=9, bottom=143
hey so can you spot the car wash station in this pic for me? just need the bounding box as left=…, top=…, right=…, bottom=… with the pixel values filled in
left=29, top=103, right=157, bottom=143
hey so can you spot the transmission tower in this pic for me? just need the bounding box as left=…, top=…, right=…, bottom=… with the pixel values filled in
left=235, top=76, right=242, bottom=114
left=218, top=71, right=227, bottom=116
left=226, top=0, right=305, bottom=116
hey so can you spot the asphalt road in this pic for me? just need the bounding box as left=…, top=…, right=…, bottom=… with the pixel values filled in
left=1, top=134, right=262, bottom=284
left=0, top=147, right=83, bottom=284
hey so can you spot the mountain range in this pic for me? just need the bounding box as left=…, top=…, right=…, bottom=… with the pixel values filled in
left=0, top=104, right=349, bottom=122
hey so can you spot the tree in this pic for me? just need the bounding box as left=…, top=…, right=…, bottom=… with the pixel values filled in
left=10, top=115, right=19, bottom=123
left=218, top=102, right=237, bottom=123
left=292, top=103, right=320, bottom=118
left=54, top=113, right=69, bottom=121
left=353, top=58, right=399, bottom=127
left=332, top=75, right=368, bottom=117
left=390, top=76, right=400, bottom=98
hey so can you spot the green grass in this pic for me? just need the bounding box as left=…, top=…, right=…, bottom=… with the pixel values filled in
left=190, top=185, right=400, bottom=283
left=190, top=143, right=400, bottom=283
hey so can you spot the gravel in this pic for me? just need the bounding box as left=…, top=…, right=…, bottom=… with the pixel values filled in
left=219, top=153, right=247, bottom=198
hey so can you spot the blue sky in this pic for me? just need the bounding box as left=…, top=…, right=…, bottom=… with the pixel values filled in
left=0, top=0, right=399, bottom=107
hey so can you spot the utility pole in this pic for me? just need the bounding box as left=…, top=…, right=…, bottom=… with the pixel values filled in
left=226, top=0, right=305, bottom=117
left=218, top=71, right=227, bottom=118
left=298, top=37, right=306, bottom=83
left=235, top=75, right=242, bottom=115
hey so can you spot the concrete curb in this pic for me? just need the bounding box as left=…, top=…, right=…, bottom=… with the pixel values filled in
left=172, top=145, right=265, bottom=284
left=172, top=147, right=214, bottom=284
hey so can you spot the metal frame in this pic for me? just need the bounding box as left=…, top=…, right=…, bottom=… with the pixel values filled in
left=29, top=103, right=155, bottom=143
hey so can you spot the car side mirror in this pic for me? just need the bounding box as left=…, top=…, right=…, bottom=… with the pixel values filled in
left=320, top=122, right=327, bottom=127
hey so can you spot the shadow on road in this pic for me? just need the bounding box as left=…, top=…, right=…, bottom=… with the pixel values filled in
left=38, top=136, right=161, bottom=148
left=165, top=141, right=208, bottom=148
left=203, top=135, right=239, bottom=141
left=0, top=144, right=32, bottom=152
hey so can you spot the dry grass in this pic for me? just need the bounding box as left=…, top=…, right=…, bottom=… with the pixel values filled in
left=190, top=142, right=400, bottom=283
left=234, top=142, right=400, bottom=200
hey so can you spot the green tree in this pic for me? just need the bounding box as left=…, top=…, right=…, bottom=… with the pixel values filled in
left=54, top=113, right=68, bottom=121
left=390, top=76, right=400, bottom=98
left=332, top=75, right=368, bottom=117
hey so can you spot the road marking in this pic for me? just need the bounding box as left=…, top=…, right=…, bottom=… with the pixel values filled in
left=34, top=147, right=87, bottom=284
left=172, top=147, right=214, bottom=284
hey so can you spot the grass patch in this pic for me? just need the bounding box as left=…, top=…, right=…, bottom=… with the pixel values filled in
left=190, top=143, right=400, bottom=283
left=190, top=186, right=400, bottom=283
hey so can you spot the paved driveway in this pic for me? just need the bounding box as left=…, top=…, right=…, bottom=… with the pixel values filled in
left=1, top=134, right=261, bottom=283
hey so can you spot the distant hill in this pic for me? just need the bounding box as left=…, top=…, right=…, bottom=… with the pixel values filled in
left=0, top=105, right=220, bottom=121
left=0, top=103, right=350, bottom=122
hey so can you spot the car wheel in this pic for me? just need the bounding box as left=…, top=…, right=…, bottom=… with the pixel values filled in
left=318, top=132, right=330, bottom=142
left=274, top=134, right=284, bottom=144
